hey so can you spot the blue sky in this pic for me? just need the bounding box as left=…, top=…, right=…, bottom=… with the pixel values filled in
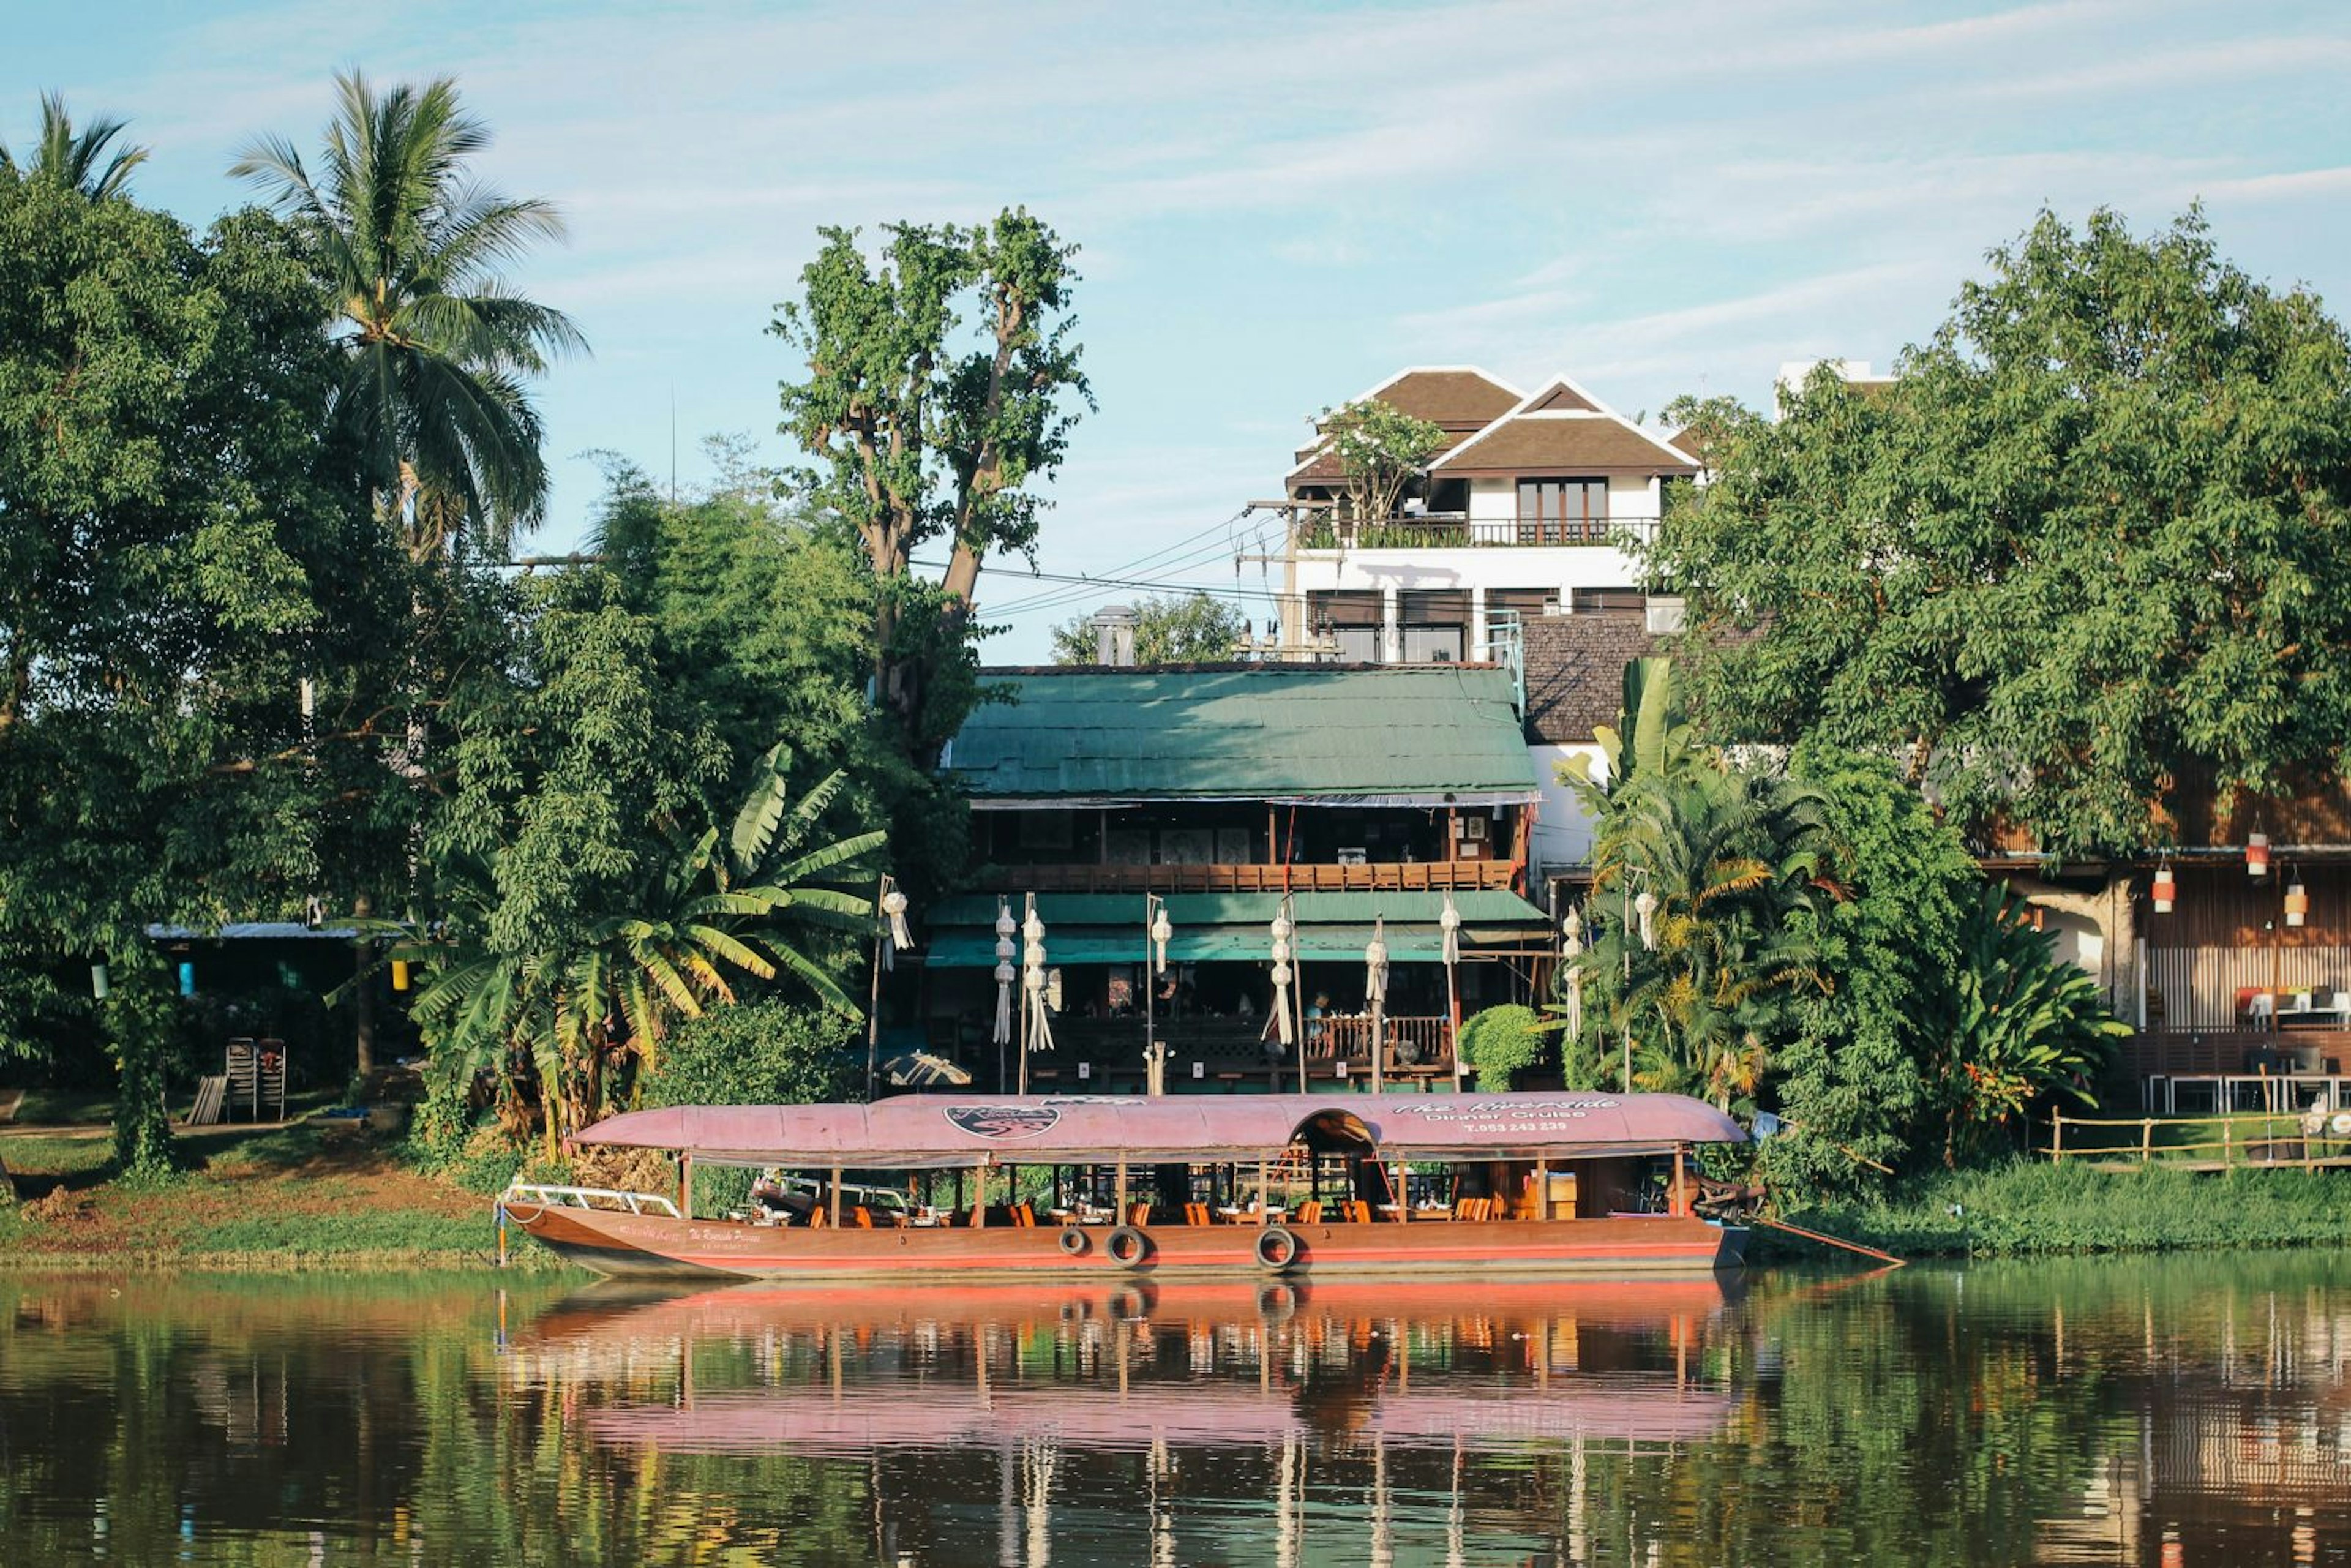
left=14, top=0, right=2351, bottom=659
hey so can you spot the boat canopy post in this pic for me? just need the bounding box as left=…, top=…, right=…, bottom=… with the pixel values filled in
left=974, top=1158, right=989, bottom=1228
left=1114, top=1155, right=1128, bottom=1222
left=829, top=1165, right=843, bottom=1228
left=679, top=1152, right=693, bottom=1218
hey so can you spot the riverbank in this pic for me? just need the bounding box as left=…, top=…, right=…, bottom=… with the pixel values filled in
left=1, top=1117, right=568, bottom=1272
left=1774, top=1159, right=2351, bottom=1259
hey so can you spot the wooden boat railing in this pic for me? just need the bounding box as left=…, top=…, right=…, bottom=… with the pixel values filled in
left=503, top=1183, right=681, bottom=1218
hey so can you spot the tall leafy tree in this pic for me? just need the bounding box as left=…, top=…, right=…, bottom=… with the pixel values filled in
left=1650, top=208, right=2351, bottom=855
left=1316, top=397, right=1446, bottom=521
left=773, top=211, right=1090, bottom=755
left=1049, top=592, right=1247, bottom=666
left=231, top=70, right=585, bottom=561
left=0, top=173, right=394, bottom=1171
left=0, top=92, right=148, bottom=197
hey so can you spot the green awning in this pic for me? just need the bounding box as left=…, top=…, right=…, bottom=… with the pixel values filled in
left=929, top=890, right=1548, bottom=928
left=921, top=888, right=1553, bottom=967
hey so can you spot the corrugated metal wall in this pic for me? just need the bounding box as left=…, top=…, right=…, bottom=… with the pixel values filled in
left=2147, top=944, right=2351, bottom=1029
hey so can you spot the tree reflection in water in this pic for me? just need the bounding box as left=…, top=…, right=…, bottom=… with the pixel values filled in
left=2, top=1255, right=2350, bottom=1564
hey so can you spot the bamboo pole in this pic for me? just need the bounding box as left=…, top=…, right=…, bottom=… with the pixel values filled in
left=2140, top=1118, right=2153, bottom=1166
left=2052, top=1110, right=2065, bottom=1163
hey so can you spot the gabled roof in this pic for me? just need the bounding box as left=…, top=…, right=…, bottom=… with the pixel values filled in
left=948, top=664, right=1540, bottom=806
left=1432, top=375, right=1700, bottom=477
left=1286, top=366, right=1526, bottom=487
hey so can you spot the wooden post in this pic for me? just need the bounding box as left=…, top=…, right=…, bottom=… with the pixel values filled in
left=973, top=1160, right=988, bottom=1228
left=1671, top=1145, right=1685, bottom=1217
left=2052, top=1110, right=2064, bottom=1163
left=1259, top=1159, right=1270, bottom=1225
left=1114, top=1156, right=1128, bottom=1223
left=829, top=1165, right=843, bottom=1229
left=2140, top=1118, right=2153, bottom=1166
left=1535, top=1156, right=1548, bottom=1221
left=2224, top=1117, right=2233, bottom=1168
left=679, top=1153, right=693, bottom=1218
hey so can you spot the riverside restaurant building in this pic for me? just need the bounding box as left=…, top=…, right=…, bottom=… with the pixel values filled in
left=910, top=663, right=1559, bottom=1093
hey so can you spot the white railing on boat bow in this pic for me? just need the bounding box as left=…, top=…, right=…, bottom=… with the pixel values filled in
left=500, top=1182, right=681, bottom=1219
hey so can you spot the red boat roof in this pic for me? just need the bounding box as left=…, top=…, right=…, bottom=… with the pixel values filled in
left=574, top=1091, right=1745, bottom=1169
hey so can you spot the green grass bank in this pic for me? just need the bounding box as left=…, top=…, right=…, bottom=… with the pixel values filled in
left=1775, top=1159, right=2351, bottom=1260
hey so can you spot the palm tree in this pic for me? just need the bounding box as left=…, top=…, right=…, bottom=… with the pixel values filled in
left=0, top=92, right=147, bottom=197
left=400, top=756, right=884, bottom=1150
left=230, top=71, right=585, bottom=561
left=1564, top=762, right=1836, bottom=1107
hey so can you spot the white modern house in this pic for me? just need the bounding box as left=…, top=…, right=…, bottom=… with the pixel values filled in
left=1274, top=367, right=1700, bottom=665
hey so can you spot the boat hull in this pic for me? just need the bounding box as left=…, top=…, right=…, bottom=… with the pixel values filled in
left=504, top=1201, right=1746, bottom=1281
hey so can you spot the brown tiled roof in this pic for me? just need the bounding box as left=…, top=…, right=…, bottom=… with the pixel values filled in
left=1286, top=425, right=1480, bottom=489
left=1369, top=369, right=1523, bottom=429
left=1522, top=613, right=1660, bottom=744
left=1433, top=413, right=1699, bottom=476
left=1667, top=426, right=1711, bottom=465
left=1526, top=383, right=1599, bottom=413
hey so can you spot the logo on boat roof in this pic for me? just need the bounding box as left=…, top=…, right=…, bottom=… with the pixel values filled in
left=945, top=1104, right=1062, bottom=1140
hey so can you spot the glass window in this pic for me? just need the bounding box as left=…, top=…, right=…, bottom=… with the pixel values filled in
left=1514, top=478, right=1609, bottom=544
left=1402, top=625, right=1464, bottom=663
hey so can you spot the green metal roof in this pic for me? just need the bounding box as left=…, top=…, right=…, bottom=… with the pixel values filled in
left=947, top=666, right=1539, bottom=805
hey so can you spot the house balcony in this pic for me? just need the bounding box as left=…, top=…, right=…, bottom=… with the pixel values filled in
left=1295, top=513, right=1661, bottom=551
left=970, top=860, right=1518, bottom=895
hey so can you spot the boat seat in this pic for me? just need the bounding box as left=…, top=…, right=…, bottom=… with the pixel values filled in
left=1344, top=1199, right=1373, bottom=1225
left=1183, top=1201, right=1212, bottom=1227
left=808, top=1204, right=828, bottom=1229
left=1127, top=1202, right=1152, bottom=1226
left=1013, top=1202, right=1036, bottom=1228
left=1294, top=1200, right=1323, bottom=1225
left=852, top=1206, right=874, bottom=1229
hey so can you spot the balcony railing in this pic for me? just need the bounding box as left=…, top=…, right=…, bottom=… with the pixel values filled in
left=1296, top=514, right=1659, bottom=550
left=973, top=860, right=1516, bottom=895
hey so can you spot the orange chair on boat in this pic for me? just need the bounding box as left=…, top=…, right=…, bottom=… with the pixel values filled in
left=1013, top=1202, right=1037, bottom=1228
left=1183, top=1202, right=1212, bottom=1227
left=808, top=1204, right=829, bottom=1229
left=1294, top=1199, right=1324, bottom=1225
left=1127, top=1201, right=1152, bottom=1226
left=851, top=1206, right=874, bottom=1229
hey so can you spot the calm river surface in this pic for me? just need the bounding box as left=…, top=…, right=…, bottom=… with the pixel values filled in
left=4, top=1253, right=2350, bottom=1565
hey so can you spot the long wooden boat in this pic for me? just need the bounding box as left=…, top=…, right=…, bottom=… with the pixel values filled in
left=505, top=1090, right=1748, bottom=1281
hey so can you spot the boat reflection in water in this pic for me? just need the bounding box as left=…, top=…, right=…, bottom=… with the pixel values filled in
left=520, top=1275, right=1744, bottom=1562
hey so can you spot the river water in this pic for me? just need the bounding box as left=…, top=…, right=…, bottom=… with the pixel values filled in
left=3, top=1253, right=2349, bottom=1566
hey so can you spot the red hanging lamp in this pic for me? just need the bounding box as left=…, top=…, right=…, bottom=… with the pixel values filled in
left=2151, top=861, right=2177, bottom=913
left=2247, top=831, right=2271, bottom=879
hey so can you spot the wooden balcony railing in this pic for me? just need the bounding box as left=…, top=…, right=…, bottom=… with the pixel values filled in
left=974, top=861, right=1515, bottom=895
left=1311, top=1014, right=1454, bottom=1074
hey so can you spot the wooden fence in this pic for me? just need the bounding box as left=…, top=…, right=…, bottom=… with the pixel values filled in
left=2047, top=1108, right=2351, bottom=1171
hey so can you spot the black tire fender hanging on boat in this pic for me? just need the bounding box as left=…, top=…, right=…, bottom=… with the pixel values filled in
left=1104, top=1225, right=1152, bottom=1267
left=1254, top=1225, right=1301, bottom=1271
left=1056, top=1225, right=1089, bottom=1257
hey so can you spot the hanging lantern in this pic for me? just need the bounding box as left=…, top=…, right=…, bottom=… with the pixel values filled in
left=90, top=961, right=110, bottom=1000
left=992, top=901, right=1017, bottom=1047
left=2286, top=879, right=2309, bottom=929
left=1439, top=892, right=1461, bottom=967
left=1364, top=921, right=1389, bottom=1003
left=391, top=959, right=412, bottom=992
left=1269, top=902, right=1295, bottom=1048
left=881, top=885, right=912, bottom=950
left=1149, top=901, right=1173, bottom=975
left=2150, top=863, right=2177, bottom=914
left=1561, top=904, right=1583, bottom=951
left=1633, top=889, right=1659, bottom=951
left=1564, top=965, right=1584, bottom=1041
left=2248, top=832, right=2270, bottom=879
left=177, top=961, right=196, bottom=997
left=1021, top=895, right=1054, bottom=1056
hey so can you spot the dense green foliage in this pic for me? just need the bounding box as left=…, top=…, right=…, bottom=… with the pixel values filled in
left=0, top=158, right=405, bottom=1172
left=1652, top=208, right=2351, bottom=854
left=1767, top=745, right=1978, bottom=1190
left=639, top=999, right=858, bottom=1109
left=1049, top=591, right=1247, bottom=666
left=1456, top=1004, right=1556, bottom=1092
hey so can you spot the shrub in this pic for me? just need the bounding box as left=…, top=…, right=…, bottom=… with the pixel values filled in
left=1458, top=1005, right=1555, bottom=1093
left=638, top=999, right=860, bottom=1109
